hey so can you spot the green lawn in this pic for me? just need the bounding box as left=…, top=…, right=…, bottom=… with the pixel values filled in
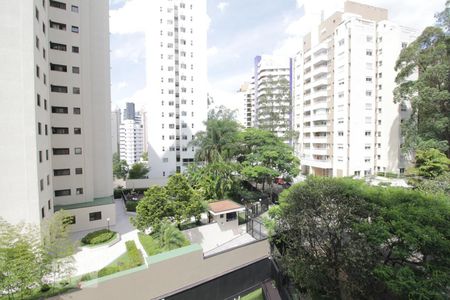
left=241, top=288, right=264, bottom=300
left=138, top=232, right=163, bottom=256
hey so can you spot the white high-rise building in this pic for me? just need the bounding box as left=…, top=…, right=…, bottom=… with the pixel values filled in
left=293, top=1, right=417, bottom=177
left=145, top=0, right=208, bottom=182
left=111, top=108, right=121, bottom=155
left=254, top=55, right=292, bottom=142
left=239, top=81, right=255, bottom=128
left=0, top=0, right=115, bottom=231
left=119, top=119, right=145, bottom=166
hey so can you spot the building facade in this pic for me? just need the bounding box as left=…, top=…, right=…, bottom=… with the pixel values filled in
left=111, top=108, right=121, bottom=155
left=145, top=0, right=208, bottom=182
left=254, top=55, right=293, bottom=142
left=238, top=81, right=255, bottom=128
left=0, top=0, right=115, bottom=231
left=119, top=119, right=145, bottom=166
left=293, top=1, right=417, bottom=177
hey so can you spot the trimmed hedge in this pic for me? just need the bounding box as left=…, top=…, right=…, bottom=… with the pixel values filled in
left=81, top=229, right=116, bottom=245
left=113, top=189, right=124, bottom=199
left=97, top=240, right=144, bottom=277
left=126, top=201, right=138, bottom=212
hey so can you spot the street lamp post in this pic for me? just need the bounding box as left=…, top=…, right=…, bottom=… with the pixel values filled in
left=106, top=217, right=110, bottom=231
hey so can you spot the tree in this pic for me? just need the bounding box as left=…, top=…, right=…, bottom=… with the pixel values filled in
left=191, top=106, right=241, bottom=163
left=412, top=148, right=450, bottom=178
left=128, top=162, right=149, bottom=179
left=141, top=151, right=148, bottom=161
left=132, top=186, right=172, bottom=232
left=41, top=210, right=76, bottom=288
left=237, top=128, right=299, bottom=195
left=272, top=177, right=450, bottom=299
left=394, top=5, right=450, bottom=157
left=113, top=152, right=129, bottom=179
left=158, top=222, right=190, bottom=251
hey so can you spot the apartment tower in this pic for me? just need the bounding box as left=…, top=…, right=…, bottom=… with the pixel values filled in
left=239, top=81, right=255, bottom=128
left=145, top=0, right=208, bottom=183
left=293, top=1, right=417, bottom=177
left=0, top=0, right=115, bottom=231
left=254, top=55, right=293, bottom=142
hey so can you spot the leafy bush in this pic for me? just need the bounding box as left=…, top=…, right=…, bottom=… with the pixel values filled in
left=377, top=172, right=398, bottom=178
left=126, top=201, right=138, bottom=212
left=81, top=229, right=116, bottom=245
left=40, top=284, right=51, bottom=292
left=113, top=189, right=124, bottom=199
left=138, top=233, right=162, bottom=256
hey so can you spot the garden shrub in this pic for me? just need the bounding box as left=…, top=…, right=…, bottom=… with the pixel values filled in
left=81, top=229, right=116, bottom=245
left=113, top=189, right=124, bottom=199
left=126, top=201, right=138, bottom=212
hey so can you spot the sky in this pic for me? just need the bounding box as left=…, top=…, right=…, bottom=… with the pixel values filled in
left=109, top=0, right=444, bottom=113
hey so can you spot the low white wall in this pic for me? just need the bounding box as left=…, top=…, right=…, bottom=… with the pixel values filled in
left=64, top=204, right=116, bottom=232
left=125, top=178, right=168, bottom=189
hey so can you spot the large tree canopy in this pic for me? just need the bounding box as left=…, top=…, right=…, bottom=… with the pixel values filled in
left=394, top=14, right=450, bottom=156
left=272, top=177, right=450, bottom=299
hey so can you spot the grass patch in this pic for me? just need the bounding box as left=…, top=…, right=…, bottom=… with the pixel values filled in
left=138, top=224, right=190, bottom=257
left=241, top=288, right=264, bottom=300
left=0, top=281, right=79, bottom=300
left=81, top=229, right=117, bottom=246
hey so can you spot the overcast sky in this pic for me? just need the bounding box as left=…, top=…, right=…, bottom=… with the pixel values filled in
left=109, top=0, right=444, bottom=113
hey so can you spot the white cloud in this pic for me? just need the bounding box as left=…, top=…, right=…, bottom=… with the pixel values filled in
left=117, top=81, right=128, bottom=89
left=112, top=87, right=149, bottom=111
left=217, top=2, right=229, bottom=13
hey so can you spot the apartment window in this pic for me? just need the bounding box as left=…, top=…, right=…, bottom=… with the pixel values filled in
left=378, top=108, right=382, bottom=113
left=52, top=127, right=69, bottom=134
left=378, top=120, right=382, bottom=125
left=39, top=151, right=42, bottom=163
left=35, top=6, right=39, bottom=20
left=163, top=171, right=166, bottom=177
left=37, top=94, right=41, bottom=106
left=52, top=106, right=68, bottom=114
left=338, top=131, right=344, bottom=136
left=76, top=188, right=83, bottom=195
left=338, top=39, right=344, bottom=46
left=47, top=175, right=50, bottom=185
left=50, top=63, right=67, bottom=72
left=36, top=36, right=39, bottom=49
left=50, top=42, right=66, bottom=51
left=377, top=155, right=381, bottom=160
left=43, top=74, right=47, bottom=85
left=73, top=107, right=81, bottom=114
left=377, top=132, right=381, bottom=137
left=50, top=0, right=66, bottom=9
left=44, top=99, right=47, bottom=110
left=53, top=148, right=69, bottom=155
left=74, top=128, right=81, bottom=134
left=51, top=85, right=68, bottom=93
left=38, top=122, right=42, bottom=135
left=71, top=26, right=79, bottom=33
left=366, top=90, right=372, bottom=96
left=74, top=147, right=82, bottom=155
left=75, top=168, right=83, bottom=174
left=365, top=77, right=372, bottom=83
left=71, top=5, right=79, bottom=13
left=73, top=87, right=80, bottom=94
left=366, top=49, right=373, bottom=56
left=400, top=103, right=407, bottom=111
left=48, top=200, right=51, bottom=210
left=337, top=118, right=344, bottom=124
left=72, top=46, right=79, bottom=53
left=49, top=20, right=66, bottom=30
left=89, top=211, right=102, bottom=221
left=365, top=131, right=371, bottom=136
left=163, top=158, right=169, bottom=163
left=40, top=179, right=44, bottom=191
left=46, top=149, right=49, bottom=160
left=365, top=158, right=371, bottom=163
left=43, top=23, right=46, bottom=35
left=41, top=207, right=45, bottom=219
left=365, top=103, right=372, bottom=110
left=54, top=169, right=70, bottom=176
left=401, top=42, right=408, bottom=49
left=36, top=65, right=40, bottom=78
left=55, top=189, right=71, bottom=197
left=72, top=66, right=80, bottom=74
left=366, top=36, right=373, bottom=42
left=378, top=61, right=383, bottom=67
left=45, top=124, right=48, bottom=135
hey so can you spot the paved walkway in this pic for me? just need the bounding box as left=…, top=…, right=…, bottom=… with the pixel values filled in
left=71, top=199, right=147, bottom=276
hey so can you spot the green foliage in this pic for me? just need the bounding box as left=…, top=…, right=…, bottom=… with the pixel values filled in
left=241, top=288, right=264, bottom=300
left=273, top=177, right=450, bottom=299
left=191, top=106, right=241, bottom=163
left=414, top=172, right=450, bottom=197
left=413, top=148, right=450, bottom=179
left=97, top=241, right=144, bottom=278
left=128, top=162, right=149, bottom=179
left=141, top=151, right=148, bottom=161
left=138, top=233, right=162, bottom=256
left=113, top=188, right=124, bottom=199
left=158, top=222, right=190, bottom=251
left=113, top=152, right=129, bottom=179
left=125, top=201, right=138, bottom=212
left=81, top=229, right=116, bottom=245
left=132, top=174, right=206, bottom=232
left=394, top=22, right=450, bottom=156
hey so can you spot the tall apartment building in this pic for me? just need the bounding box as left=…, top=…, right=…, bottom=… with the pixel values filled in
left=293, top=1, right=417, bottom=177
left=239, top=81, right=255, bottom=128
left=145, top=0, right=208, bottom=182
left=0, top=0, right=115, bottom=231
left=111, top=108, right=121, bottom=155
left=119, top=119, right=145, bottom=166
left=254, top=55, right=293, bottom=142
left=123, top=102, right=136, bottom=121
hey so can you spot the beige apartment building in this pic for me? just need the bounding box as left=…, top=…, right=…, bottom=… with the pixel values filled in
left=293, top=1, right=418, bottom=177
left=0, top=0, right=115, bottom=231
